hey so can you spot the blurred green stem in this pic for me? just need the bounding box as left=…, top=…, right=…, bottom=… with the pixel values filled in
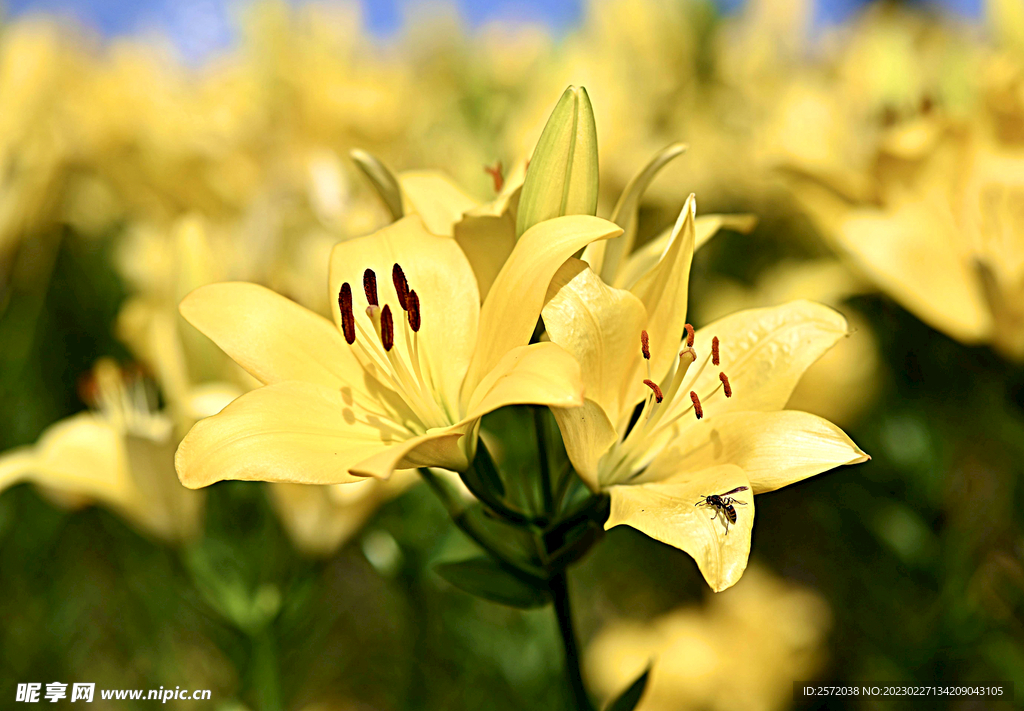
left=550, top=571, right=593, bottom=711
left=419, top=467, right=547, bottom=580
left=533, top=406, right=555, bottom=515
left=251, top=628, right=282, bottom=711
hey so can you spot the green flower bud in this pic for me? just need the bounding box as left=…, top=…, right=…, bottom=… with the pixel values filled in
left=515, top=86, right=599, bottom=237
left=350, top=148, right=404, bottom=222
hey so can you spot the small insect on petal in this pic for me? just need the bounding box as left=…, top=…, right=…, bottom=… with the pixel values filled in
left=641, top=330, right=650, bottom=360
left=711, top=336, right=720, bottom=366
left=684, top=323, right=695, bottom=348
left=643, top=378, right=663, bottom=403
left=363, top=269, right=378, bottom=307
left=719, top=372, right=732, bottom=398
left=407, top=289, right=421, bottom=332
left=690, top=390, right=703, bottom=419
left=485, top=161, right=504, bottom=192
left=392, top=263, right=410, bottom=310
left=339, top=283, right=356, bottom=345
left=381, top=305, right=394, bottom=351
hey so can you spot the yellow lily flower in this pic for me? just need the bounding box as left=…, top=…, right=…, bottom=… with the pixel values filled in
left=586, top=566, right=831, bottom=711
left=542, top=196, right=868, bottom=591
left=0, top=359, right=203, bottom=541
left=269, top=473, right=417, bottom=556
left=398, top=160, right=527, bottom=301
left=175, top=213, right=622, bottom=488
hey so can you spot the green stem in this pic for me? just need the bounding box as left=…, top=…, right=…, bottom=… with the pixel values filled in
left=550, top=571, right=593, bottom=711
left=419, top=468, right=547, bottom=581
left=250, top=628, right=282, bottom=711
left=533, top=406, right=555, bottom=515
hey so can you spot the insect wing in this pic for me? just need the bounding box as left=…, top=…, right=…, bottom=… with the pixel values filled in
left=719, top=486, right=749, bottom=497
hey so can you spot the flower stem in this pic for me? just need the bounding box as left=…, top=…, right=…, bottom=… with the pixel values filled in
left=550, top=571, right=594, bottom=711
left=533, top=406, right=555, bottom=515
left=419, top=468, right=547, bottom=581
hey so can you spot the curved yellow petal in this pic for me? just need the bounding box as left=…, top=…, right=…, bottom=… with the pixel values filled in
left=399, top=171, right=478, bottom=236
left=270, top=471, right=418, bottom=556
left=614, top=213, right=758, bottom=291
left=329, top=216, right=479, bottom=415
left=175, top=381, right=414, bottom=488
left=0, top=413, right=131, bottom=503
left=179, top=282, right=365, bottom=392
left=666, top=301, right=850, bottom=422
left=628, top=195, right=696, bottom=379
left=463, top=214, right=622, bottom=401
left=464, top=342, right=584, bottom=421
left=551, top=399, right=617, bottom=492
left=542, top=258, right=647, bottom=422
left=643, top=410, right=868, bottom=494
left=837, top=200, right=992, bottom=343
left=453, top=211, right=516, bottom=302
left=348, top=428, right=467, bottom=478
left=606, top=464, right=753, bottom=592
left=586, top=142, right=688, bottom=283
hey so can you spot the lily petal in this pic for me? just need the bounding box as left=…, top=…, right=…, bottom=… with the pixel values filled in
left=606, top=464, right=753, bottom=592
left=175, top=380, right=415, bottom=488
left=330, top=216, right=480, bottom=416
left=453, top=211, right=516, bottom=302
left=629, top=195, right=696, bottom=379
left=670, top=301, right=850, bottom=421
left=838, top=200, right=992, bottom=343
left=551, top=399, right=617, bottom=491
left=642, top=410, right=868, bottom=494
left=462, top=214, right=622, bottom=402
left=464, top=342, right=584, bottom=421
left=542, top=258, right=647, bottom=421
left=0, top=413, right=130, bottom=503
left=614, top=214, right=758, bottom=291
left=348, top=429, right=467, bottom=479
left=586, top=142, right=688, bottom=283
left=180, top=282, right=366, bottom=392
left=399, top=171, right=478, bottom=236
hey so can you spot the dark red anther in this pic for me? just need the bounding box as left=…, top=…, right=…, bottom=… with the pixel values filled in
left=485, top=161, right=504, bottom=192
left=719, top=372, right=732, bottom=398
left=380, top=305, right=394, bottom=351
left=690, top=391, right=703, bottom=420
left=643, top=379, right=663, bottom=403
left=407, top=289, right=421, bottom=332
left=712, top=336, right=720, bottom=366
left=641, top=330, right=650, bottom=360
left=363, top=269, right=378, bottom=306
left=339, top=283, right=356, bottom=345
left=684, top=323, right=695, bottom=348
left=392, top=263, right=410, bottom=310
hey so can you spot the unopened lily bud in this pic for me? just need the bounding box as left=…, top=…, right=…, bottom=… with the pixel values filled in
left=515, top=86, right=599, bottom=237
left=350, top=148, right=403, bottom=222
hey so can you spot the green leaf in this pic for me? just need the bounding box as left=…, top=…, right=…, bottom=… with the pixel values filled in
left=434, top=557, right=551, bottom=609
left=604, top=666, right=651, bottom=711
left=350, top=148, right=404, bottom=221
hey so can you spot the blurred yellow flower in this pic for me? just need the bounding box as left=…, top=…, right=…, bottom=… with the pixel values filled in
left=175, top=213, right=622, bottom=488
left=0, top=359, right=202, bottom=541
left=543, top=197, right=867, bottom=591
left=586, top=566, right=832, bottom=711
